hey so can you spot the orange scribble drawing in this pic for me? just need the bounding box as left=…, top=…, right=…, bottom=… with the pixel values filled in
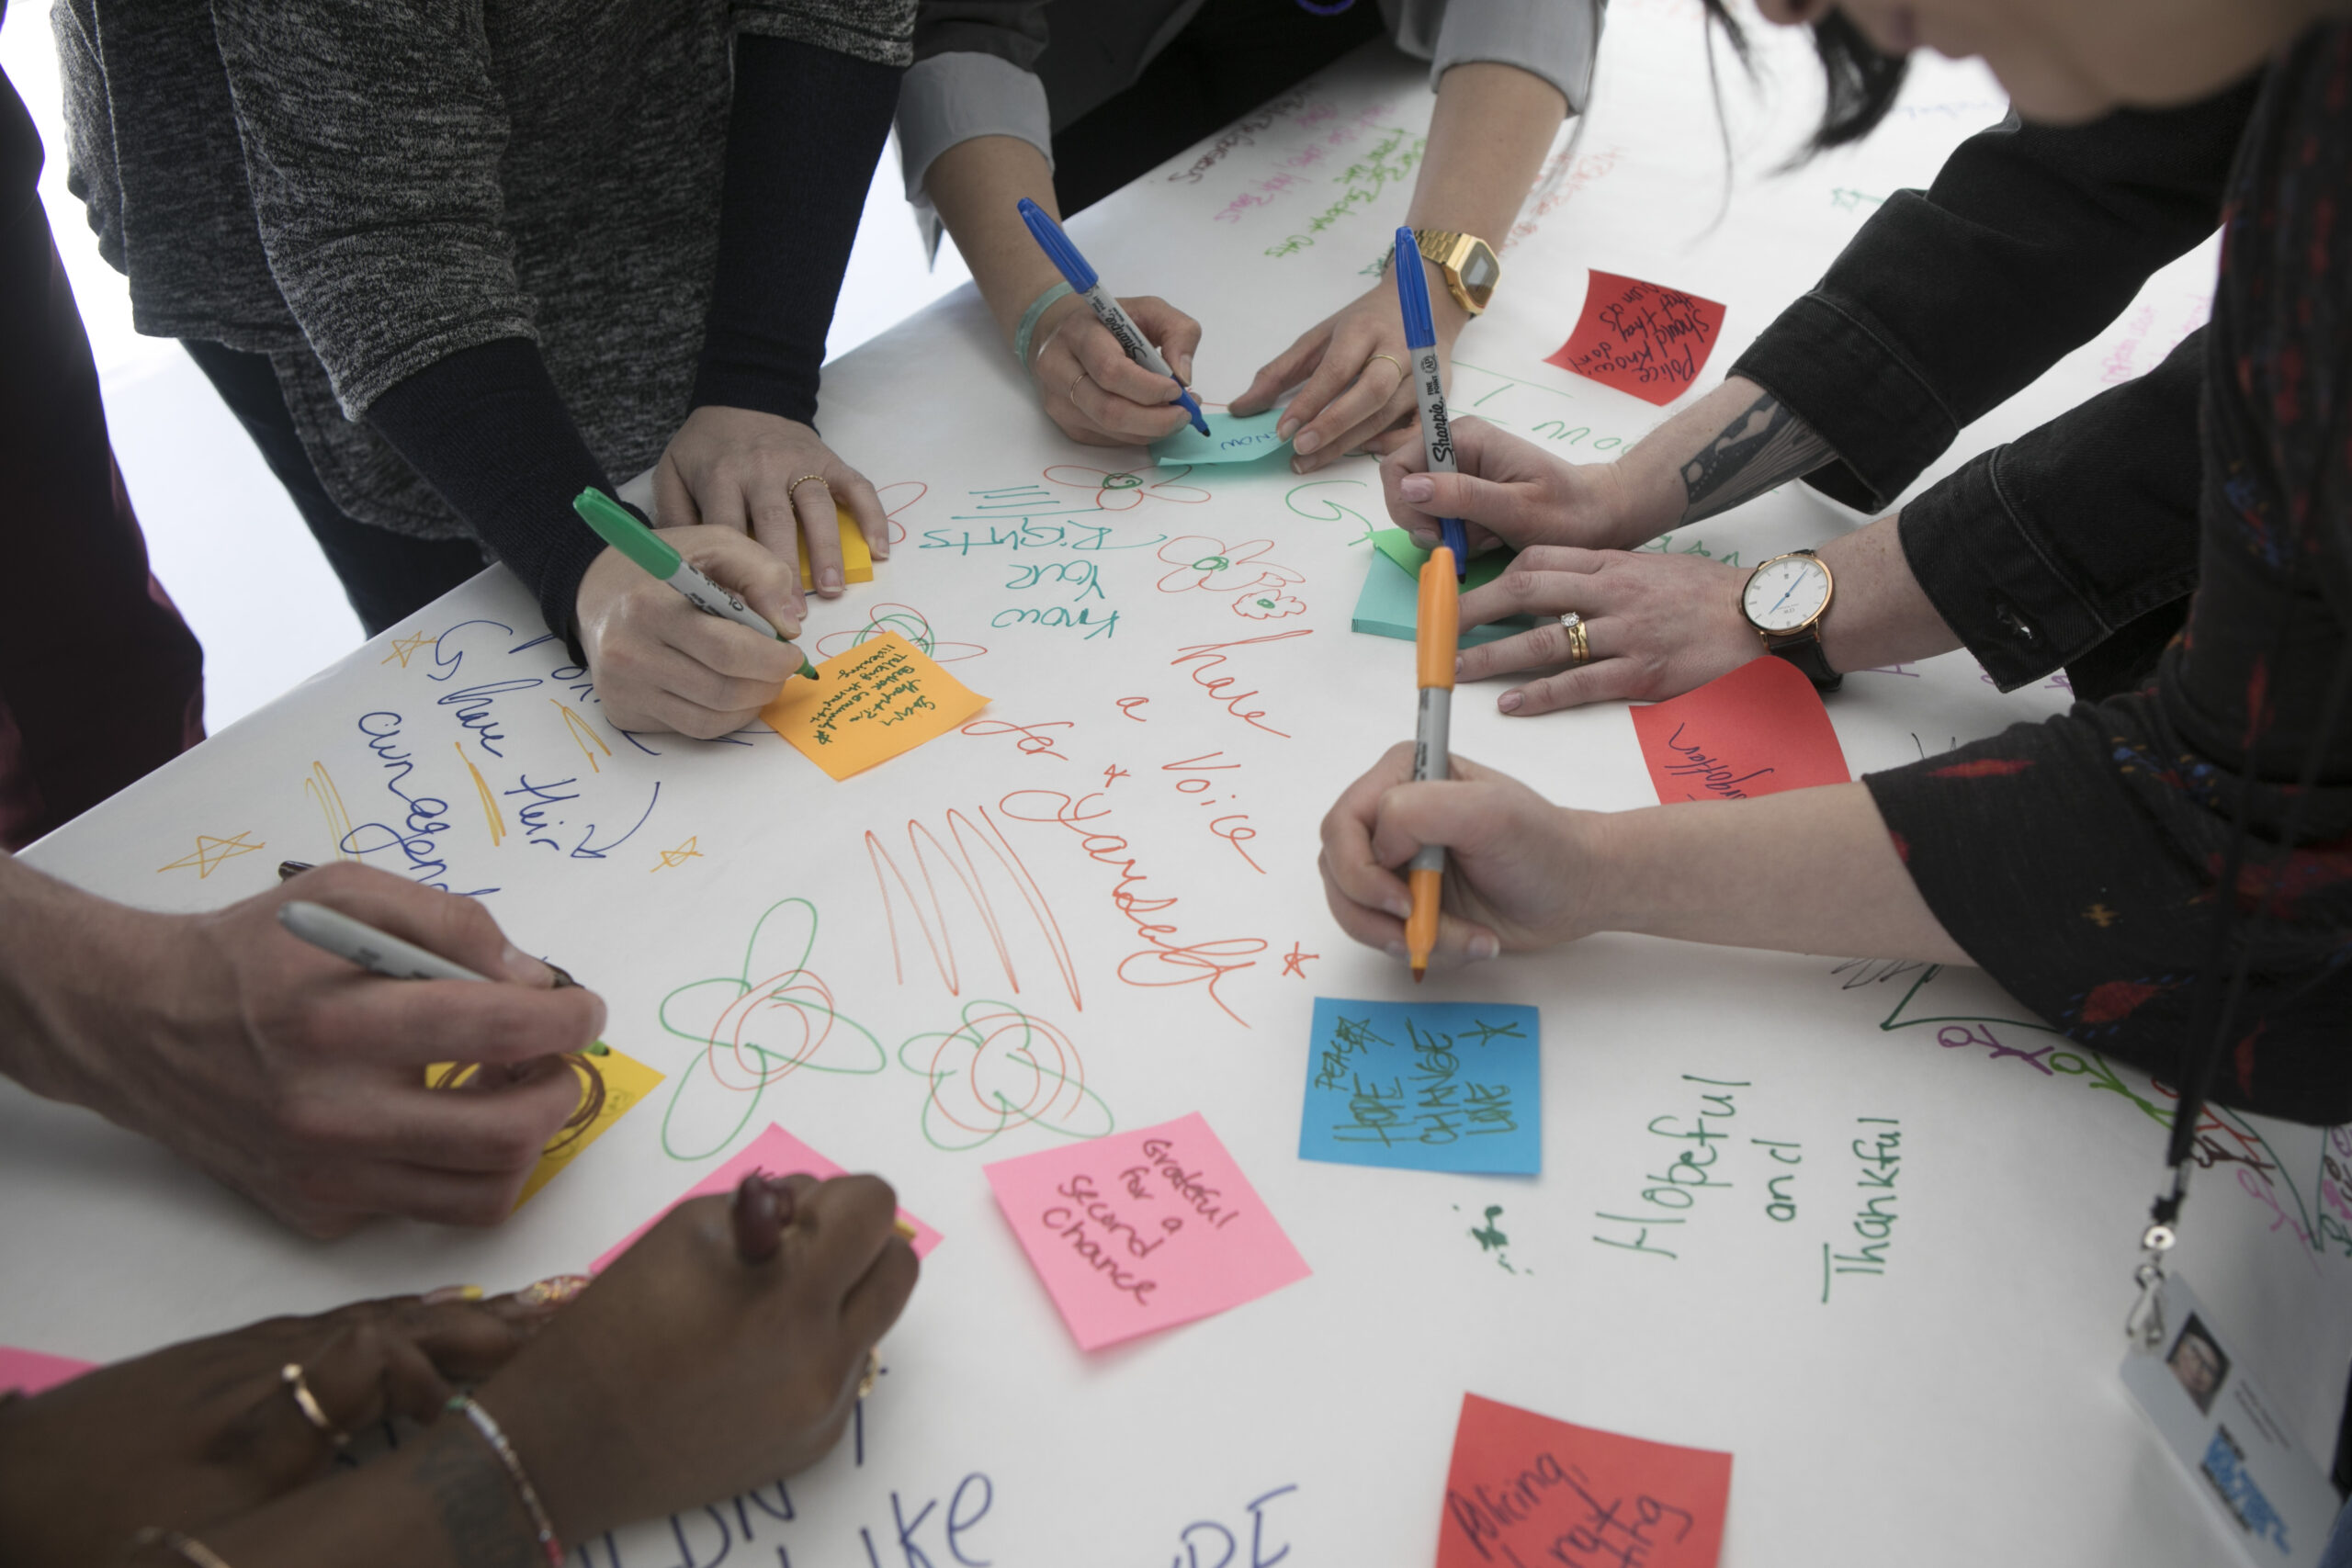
left=899, top=1000, right=1113, bottom=1152
left=813, top=604, right=988, bottom=664
left=652, top=837, right=704, bottom=872
left=1043, top=464, right=1212, bottom=511
left=157, top=830, right=265, bottom=879
left=302, top=762, right=357, bottom=861
left=866, top=806, right=1083, bottom=1011
left=549, top=699, right=613, bottom=774
left=456, top=743, right=505, bottom=847
left=1282, top=943, right=1318, bottom=977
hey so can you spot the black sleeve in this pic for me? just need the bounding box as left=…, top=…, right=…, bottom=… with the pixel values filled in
left=1732, top=73, right=2257, bottom=511
left=1896, top=328, right=2205, bottom=695
left=367, top=337, right=614, bottom=648
left=690, top=33, right=905, bottom=425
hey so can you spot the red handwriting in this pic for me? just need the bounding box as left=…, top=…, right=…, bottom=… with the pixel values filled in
left=1282, top=943, right=1317, bottom=977
left=875, top=479, right=929, bottom=547
left=1116, top=696, right=1150, bottom=722
left=999, top=789, right=1267, bottom=1027
left=866, top=807, right=1083, bottom=1011
left=961, top=717, right=1073, bottom=761
left=1170, top=630, right=1312, bottom=739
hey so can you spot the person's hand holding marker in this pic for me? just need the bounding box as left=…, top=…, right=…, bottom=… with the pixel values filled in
left=650, top=407, right=891, bottom=605
left=1016, top=199, right=1211, bottom=448
left=572, top=489, right=820, bottom=739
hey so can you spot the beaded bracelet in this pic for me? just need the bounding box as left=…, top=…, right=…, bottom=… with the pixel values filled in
left=1012, top=280, right=1075, bottom=368
left=447, top=1394, right=564, bottom=1568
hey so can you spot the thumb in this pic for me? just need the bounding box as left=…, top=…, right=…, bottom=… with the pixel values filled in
left=674, top=525, right=804, bottom=642
left=1395, top=469, right=1531, bottom=539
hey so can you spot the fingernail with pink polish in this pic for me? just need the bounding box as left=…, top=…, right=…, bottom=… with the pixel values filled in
left=1469, top=933, right=1501, bottom=962
left=1401, top=475, right=1434, bottom=502
left=1498, top=690, right=1524, bottom=714
left=1385, top=940, right=1409, bottom=962
left=1294, top=430, right=1323, bottom=456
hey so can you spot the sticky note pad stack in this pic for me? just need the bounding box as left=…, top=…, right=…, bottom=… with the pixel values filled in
left=1352, top=529, right=1537, bottom=647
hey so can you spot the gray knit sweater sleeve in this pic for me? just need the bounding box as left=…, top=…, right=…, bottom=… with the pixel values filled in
left=209, top=1, right=534, bottom=420
left=738, top=0, right=916, bottom=65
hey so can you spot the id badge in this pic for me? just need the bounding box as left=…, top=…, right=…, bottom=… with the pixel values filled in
left=2119, top=1273, right=2340, bottom=1567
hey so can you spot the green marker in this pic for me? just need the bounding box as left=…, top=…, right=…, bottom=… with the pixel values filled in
left=572, top=488, right=820, bottom=680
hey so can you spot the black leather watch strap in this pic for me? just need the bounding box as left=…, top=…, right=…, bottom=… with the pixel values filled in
left=1766, top=632, right=1843, bottom=693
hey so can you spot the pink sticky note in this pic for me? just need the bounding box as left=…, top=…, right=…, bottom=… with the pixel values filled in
left=1546, top=271, right=1729, bottom=406
left=0, top=1347, right=96, bottom=1397
left=591, top=1122, right=942, bottom=1273
left=1628, top=656, right=1851, bottom=805
left=984, top=1111, right=1310, bottom=1351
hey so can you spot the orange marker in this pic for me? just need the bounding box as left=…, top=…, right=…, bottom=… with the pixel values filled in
left=1406, top=547, right=1459, bottom=981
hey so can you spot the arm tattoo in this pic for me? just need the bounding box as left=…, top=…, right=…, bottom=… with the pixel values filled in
left=415, top=1424, right=543, bottom=1568
left=1677, top=391, right=1834, bottom=524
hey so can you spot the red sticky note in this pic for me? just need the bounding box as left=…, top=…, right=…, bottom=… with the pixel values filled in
left=985, top=1111, right=1310, bottom=1351
left=1546, top=272, right=1729, bottom=406
left=1628, top=656, right=1850, bottom=805
left=1437, top=1393, right=1732, bottom=1568
left=0, top=1347, right=96, bottom=1397
left=590, top=1122, right=943, bottom=1273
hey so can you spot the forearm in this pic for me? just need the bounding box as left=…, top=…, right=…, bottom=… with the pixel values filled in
left=1406, top=62, right=1567, bottom=336
left=1812, top=514, right=1963, bottom=672
left=1605, top=377, right=1838, bottom=547
left=0, top=853, right=156, bottom=1112
left=1589, top=784, right=1969, bottom=964
left=175, top=1419, right=546, bottom=1568
left=924, top=133, right=1068, bottom=345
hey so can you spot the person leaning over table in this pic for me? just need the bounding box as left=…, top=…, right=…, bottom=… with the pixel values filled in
left=51, top=0, right=909, bottom=739
left=0, top=852, right=607, bottom=1235
left=1374, top=59, right=2261, bottom=717
left=1322, top=0, right=2352, bottom=1136
left=0, top=1167, right=917, bottom=1568
left=901, top=0, right=1585, bottom=467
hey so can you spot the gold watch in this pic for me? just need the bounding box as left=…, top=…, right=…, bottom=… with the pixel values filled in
left=1413, top=228, right=1501, bottom=316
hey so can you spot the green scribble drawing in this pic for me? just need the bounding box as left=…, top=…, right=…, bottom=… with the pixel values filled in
left=1283, top=479, right=1379, bottom=547
left=898, top=998, right=1114, bottom=1153
left=656, top=897, right=885, bottom=1161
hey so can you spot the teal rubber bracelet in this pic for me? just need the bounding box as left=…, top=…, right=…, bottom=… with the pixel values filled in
left=1013, top=280, right=1075, bottom=368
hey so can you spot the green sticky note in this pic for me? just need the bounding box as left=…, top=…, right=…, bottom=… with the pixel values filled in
left=1368, top=528, right=1514, bottom=591
left=1149, top=409, right=1291, bottom=466
left=1351, top=547, right=1537, bottom=647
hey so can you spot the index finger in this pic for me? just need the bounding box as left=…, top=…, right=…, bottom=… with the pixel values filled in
left=792, top=477, right=848, bottom=596
left=1073, top=320, right=1192, bottom=413
left=1318, top=741, right=1420, bottom=923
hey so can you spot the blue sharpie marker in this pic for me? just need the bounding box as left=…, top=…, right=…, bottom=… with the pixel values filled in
left=1018, top=197, right=1210, bottom=437
left=1392, top=226, right=1467, bottom=578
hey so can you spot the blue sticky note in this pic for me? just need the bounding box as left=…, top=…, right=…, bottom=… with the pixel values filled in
left=1301, top=998, right=1541, bottom=1173
left=1149, top=409, right=1291, bottom=466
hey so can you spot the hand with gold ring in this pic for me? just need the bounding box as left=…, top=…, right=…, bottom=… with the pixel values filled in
left=1229, top=265, right=1465, bottom=475
left=650, top=406, right=889, bottom=610
left=0, top=1281, right=581, bottom=1565
left=1455, top=546, right=1761, bottom=716
left=1025, top=288, right=1204, bottom=447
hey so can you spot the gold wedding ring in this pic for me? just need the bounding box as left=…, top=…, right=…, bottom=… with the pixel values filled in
left=785, top=473, right=830, bottom=502
left=856, top=1348, right=883, bottom=1402
left=1559, top=611, right=1592, bottom=667
left=1366, top=353, right=1407, bottom=383
left=282, top=1362, right=347, bottom=1449
left=1069, top=368, right=1091, bottom=403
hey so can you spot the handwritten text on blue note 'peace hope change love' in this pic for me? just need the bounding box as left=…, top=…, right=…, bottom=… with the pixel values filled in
left=1302, top=998, right=1542, bottom=1174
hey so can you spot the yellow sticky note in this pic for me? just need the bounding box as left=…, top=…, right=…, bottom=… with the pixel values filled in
left=760, top=630, right=989, bottom=780
left=426, top=1046, right=665, bottom=1208
left=797, top=514, right=874, bottom=589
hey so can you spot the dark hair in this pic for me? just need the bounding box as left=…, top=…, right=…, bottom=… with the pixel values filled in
left=1700, top=4, right=1911, bottom=154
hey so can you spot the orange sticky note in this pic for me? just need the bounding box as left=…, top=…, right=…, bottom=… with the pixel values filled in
left=1627, top=657, right=1850, bottom=804
left=1546, top=271, right=1728, bottom=406
left=761, top=630, right=988, bottom=780
left=797, top=514, right=875, bottom=590
left=1438, top=1393, right=1732, bottom=1568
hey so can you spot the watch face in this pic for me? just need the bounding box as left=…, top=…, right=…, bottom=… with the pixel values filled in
left=1743, top=554, right=1832, bottom=633
left=1457, top=240, right=1500, bottom=307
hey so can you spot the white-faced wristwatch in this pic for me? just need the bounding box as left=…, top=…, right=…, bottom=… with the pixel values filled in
left=1740, top=548, right=1841, bottom=691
